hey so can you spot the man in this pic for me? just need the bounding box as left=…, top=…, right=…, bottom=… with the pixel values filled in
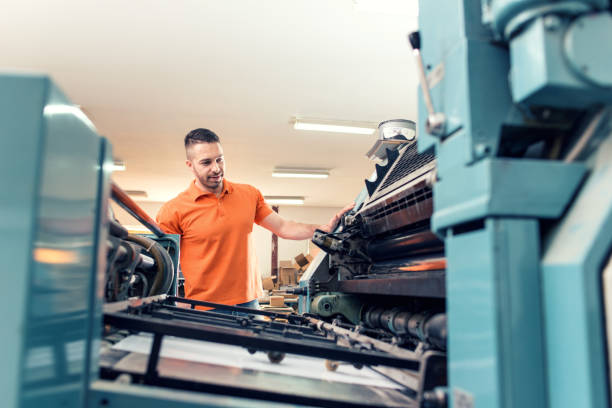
left=156, top=128, right=353, bottom=310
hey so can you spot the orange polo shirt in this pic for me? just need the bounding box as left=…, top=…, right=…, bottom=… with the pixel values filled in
left=156, top=179, right=273, bottom=306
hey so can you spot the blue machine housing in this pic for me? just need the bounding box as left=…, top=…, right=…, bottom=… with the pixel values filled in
left=1, top=74, right=112, bottom=408
left=417, top=0, right=612, bottom=407
left=541, top=128, right=612, bottom=408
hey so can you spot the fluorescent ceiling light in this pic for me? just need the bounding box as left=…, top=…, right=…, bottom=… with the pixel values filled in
left=264, top=196, right=305, bottom=205
left=125, top=190, right=148, bottom=197
left=110, top=160, right=126, bottom=172
left=272, top=168, right=329, bottom=179
left=293, top=118, right=377, bottom=135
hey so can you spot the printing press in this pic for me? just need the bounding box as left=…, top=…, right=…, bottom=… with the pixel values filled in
left=96, top=121, right=447, bottom=408
left=1, top=78, right=448, bottom=408
left=4, top=0, right=612, bottom=407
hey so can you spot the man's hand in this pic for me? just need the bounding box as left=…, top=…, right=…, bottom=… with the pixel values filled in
left=319, top=202, right=355, bottom=233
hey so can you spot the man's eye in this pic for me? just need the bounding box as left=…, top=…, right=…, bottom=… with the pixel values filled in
left=201, top=161, right=210, bottom=166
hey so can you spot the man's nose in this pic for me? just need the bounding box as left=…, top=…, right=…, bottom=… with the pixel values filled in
left=211, top=161, right=220, bottom=172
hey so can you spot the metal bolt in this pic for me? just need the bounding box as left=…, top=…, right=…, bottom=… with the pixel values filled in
left=543, top=15, right=562, bottom=31
left=115, top=374, right=132, bottom=384
left=474, top=143, right=490, bottom=158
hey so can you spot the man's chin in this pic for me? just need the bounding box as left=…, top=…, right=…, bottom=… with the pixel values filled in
left=206, top=177, right=223, bottom=188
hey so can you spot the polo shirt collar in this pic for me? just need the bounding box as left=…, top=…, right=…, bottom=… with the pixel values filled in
left=188, top=179, right=234, bottom=201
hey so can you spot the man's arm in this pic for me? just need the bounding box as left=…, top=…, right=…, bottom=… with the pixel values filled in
left=259, top=203, right=355, bottom=240
left=156, top=203, right=182, bottom=235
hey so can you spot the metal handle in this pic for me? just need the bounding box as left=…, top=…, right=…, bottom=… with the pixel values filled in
left=408, top=31, right=446, bottom=137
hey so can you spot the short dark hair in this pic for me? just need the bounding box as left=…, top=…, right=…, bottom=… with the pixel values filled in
left=184, top=128, right=220, bottom=148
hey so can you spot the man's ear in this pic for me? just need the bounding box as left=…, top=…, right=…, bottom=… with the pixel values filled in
left=185, top=159, right=193, bottom=170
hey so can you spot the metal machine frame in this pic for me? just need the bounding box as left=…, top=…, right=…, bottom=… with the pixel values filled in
left=100, top=295, right=445, bottom=407
left=4, top=1, right=612, bottom=406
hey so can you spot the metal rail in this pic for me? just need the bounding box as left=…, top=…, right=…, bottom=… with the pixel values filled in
left=111, top=182, right=164, bottom=237
left=104, top=297, right=421, bottom=370
left=104, top=311, right=420, bottom=370
left=165, top=295, right=304, bottom=322
left=101, top=297, right=447, bottom=407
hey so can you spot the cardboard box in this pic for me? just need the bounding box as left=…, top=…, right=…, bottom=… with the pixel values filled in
left=278, top=267, right=299, bottom=286
left=294, top=253, right=315, bottom=272
left=269, top=295, right=285, bottom=307
left=262, top=277, right=274, bottom=291
left=279, top=260, right=293, bottom=268
left=294, top=253, right=310, bottom=268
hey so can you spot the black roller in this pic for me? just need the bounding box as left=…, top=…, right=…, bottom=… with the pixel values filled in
left=366, top=230, right=443, bottom=261
left=423, top=313, right=447, bottom=350
left=362, top=306, right=385, bottom=329
left=362, top=306, right=447, bottom=350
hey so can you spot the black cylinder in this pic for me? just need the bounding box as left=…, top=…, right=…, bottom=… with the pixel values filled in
left=362, top=306, right=446, bottom=350
left=366, top=230, right=443, bottom=261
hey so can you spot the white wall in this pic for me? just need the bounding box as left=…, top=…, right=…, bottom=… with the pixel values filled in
left=111, top=201, right=341, bottom=277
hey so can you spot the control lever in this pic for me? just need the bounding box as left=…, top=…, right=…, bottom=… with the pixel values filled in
left=285, top=287, right=307, bottom=295
left=312, top=229, right=349, bottom=255
left=408, top=31, right=446, bottom=137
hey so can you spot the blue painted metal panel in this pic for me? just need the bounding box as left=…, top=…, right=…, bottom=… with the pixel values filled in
left=433, top=158, right=587, bottom=231
left=0, top=74, right=47, bottom=408
left=0, top=74, right=109, bottom=408
left=510, top=15, right=612, bottom=107
left=542, top=132, right=612, bottom=408
left=446, top=218, right=546, bottom=408
left=21, top=80, right=103, bottom=408
left=564, top=12, right=612, bottom=88
left=83, top=137, right=113, bottom=405
left=417, top=1, right=514, bottom=164
left=486, top=0, right=607, bottom=38
left=417, top=1, right=612, bottom=407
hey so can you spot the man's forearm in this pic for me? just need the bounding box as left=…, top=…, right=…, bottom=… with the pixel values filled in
left=260, top=203, right=353, bottom=241
left=275, top=220, right=318, bottom=240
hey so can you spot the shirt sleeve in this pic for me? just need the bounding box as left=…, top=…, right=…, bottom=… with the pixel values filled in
left=156, top=202, right=183, bottom=235
left=253, top=187, right=274, bottom=225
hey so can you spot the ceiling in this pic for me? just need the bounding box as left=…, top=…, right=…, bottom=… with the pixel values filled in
left=2, top=0, right=419, bottom=207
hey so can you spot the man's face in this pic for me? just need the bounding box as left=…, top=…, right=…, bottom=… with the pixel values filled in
left=186, top=142, right=226, bottom=193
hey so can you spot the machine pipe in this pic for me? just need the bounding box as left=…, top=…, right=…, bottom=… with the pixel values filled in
left=111, top=241, right=156, bottom=271
left=111, top=182, right=164, bottom=237
left=109, top=218, right=129, bottom=239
